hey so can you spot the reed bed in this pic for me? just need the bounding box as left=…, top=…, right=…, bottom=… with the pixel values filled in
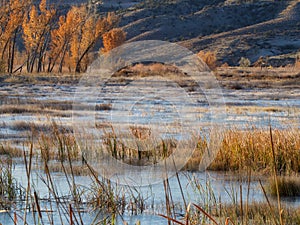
left=0, top=122, right=300, bottom=224
left=160, top=199, right=300, bottom=225
left=0, top=158, right=24, bottom=210
left=185, top=127, right=300, bottom=175
left=160, top=173, right=300, bottom=225
left=91, top=124, right=300, bottom=175
left=0, top=122, right=153, bottom=224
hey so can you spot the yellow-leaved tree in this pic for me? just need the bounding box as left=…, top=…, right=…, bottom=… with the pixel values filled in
left=22, top=0, right=56, bottom=72
left=48, top=7, right=76, bottom=73
left=70, top=9, right=119, bottom=73
left=101, top=28, right=126, bottom=53
left=49, top=5, right=118, bottom=73
left=0, top=0, right=30, bottom=73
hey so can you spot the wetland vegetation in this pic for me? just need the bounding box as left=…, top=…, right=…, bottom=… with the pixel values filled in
left=0, top=64, right=299, bottom=224
left=0, top=0, right=300, bottom=223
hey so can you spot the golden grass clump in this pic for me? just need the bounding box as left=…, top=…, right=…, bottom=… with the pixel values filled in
left=197, top=50, right=218, bottom=70
left=185, top=127, right=300, bottom=174
left=0, top=144, right=24, bottom=158
left=38, top=127, right=80, bottom=163
left=130, top=62, right=181, bottom=76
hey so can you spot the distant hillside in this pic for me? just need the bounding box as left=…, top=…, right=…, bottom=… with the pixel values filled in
left=40, top=0, right=300, bottom=66
left=116, top=0, right=300, bottom=66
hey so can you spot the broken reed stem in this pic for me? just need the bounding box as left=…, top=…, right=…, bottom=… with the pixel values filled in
left=59, top=150, right=83, bottom=225
left=259, top=180, right=279, bottom=225
left=173, top=156, right=187, bottom=211
left=176, top=170, right=187, bottom=210
left=14, top=211, right=17, bottom=225
left=193, top=203, right=219, bottom=225
left=23, top=142, right=33, bottom=225
left=240, top=184, right=243, bottom=225
left=245, top=168, right=251, bottom=225
left=69, top=204, right=73, bottom=225
left=269, top=126, right=283, bottom=225
left=33, top=191, right=43, bottom=224
left=67, top=154, right=84, bottom=225
left=43, top=161, right=65, bottom=225
left=163, top=179, right=172, bottom=225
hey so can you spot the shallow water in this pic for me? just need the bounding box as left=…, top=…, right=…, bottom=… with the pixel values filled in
left=0, top=162, right=299, bottom=225
left=0, top=77, right=299, bottom=224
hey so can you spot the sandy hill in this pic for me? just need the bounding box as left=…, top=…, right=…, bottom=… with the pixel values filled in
left=116, top=0, right=300, bottom=66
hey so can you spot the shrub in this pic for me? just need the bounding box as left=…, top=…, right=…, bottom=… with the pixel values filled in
left=221, top=62, right=229, bottom=68
left=197, top=50, right=218, bottom=70
left=239, top=57, right=251, bottom=67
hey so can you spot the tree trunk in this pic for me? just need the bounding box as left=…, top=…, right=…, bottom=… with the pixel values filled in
left=75, top=41, right=94, bottom=73
left=58, top=46, right=68, bottom=73
left=9, top=30, right=17, bottom=74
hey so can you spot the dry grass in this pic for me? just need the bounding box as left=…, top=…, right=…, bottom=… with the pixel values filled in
left=216, top=66, right=300, bottom=89
left=0, top=100, right=74, bottom=114
left=2, top=73, right=80, bottom=84
left=0, top=158, right=23, bottom=209
left=225, top=105, right=299, bottom=115
left=112, top=63, right=199, bottom=93
left=130, top=62, right=182, bottom=75
left=8, top=121, right=72, bottom=135
left=0, top=122, right=300, bottom=224
left=0, top=105, right=37, bottom=114
left=83, top=125, right=300, bottom=176
left=3, top=120, right=300, bottom=176
left=109, top=64, right=300, bottom=93
left=0, top=144, right=24, bottom=158
left=42, top=162, right=91, bottom=176
left=198, top=50, right=218, bottom=70
left=102, top=129, right=176, bottom=166
left=37, top=124, right=79, bottom=163
left=161, top=201, right=300, bottom=225
left=185, top=127, right=300, bottom=174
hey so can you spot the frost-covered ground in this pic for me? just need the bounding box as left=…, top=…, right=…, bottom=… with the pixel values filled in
left=0, top=69, right=299, bottom=144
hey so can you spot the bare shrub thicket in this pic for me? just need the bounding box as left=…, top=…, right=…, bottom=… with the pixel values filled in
left=239, top=57, right=251, bottom=67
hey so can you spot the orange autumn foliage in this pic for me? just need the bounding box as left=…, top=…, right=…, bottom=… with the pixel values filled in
left=1, top=0, right=120, bottom=74
left=22, top=0, right=55, bottom=72
left=102, top=28, right=126, bottom=53
left=49, top=5, right=118, bottom=73
left=197, top=50, right=218, bottom=70
left=0, top=0, right=29, bottom=73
